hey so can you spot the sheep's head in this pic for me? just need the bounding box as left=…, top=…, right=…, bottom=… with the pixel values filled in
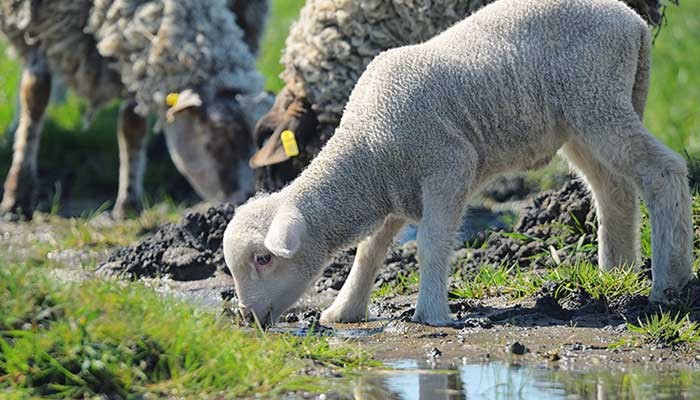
left=163, top=89, right=272, bottom=204
left=223, top=194, right=323, bottom=327
left=249, top=87, right=318, bottom=192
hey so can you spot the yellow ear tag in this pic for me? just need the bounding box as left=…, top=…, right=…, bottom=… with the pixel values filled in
left=280, top=130, right=300, bottom=157
left=166, top=92, right=179, bottom=107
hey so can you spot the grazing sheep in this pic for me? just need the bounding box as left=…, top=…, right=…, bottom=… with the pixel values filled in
left=224, top=0, right=693, bottom=327
left=0, top=0, right=270, bottom=218
left=250, top=0, right=670, bottom=191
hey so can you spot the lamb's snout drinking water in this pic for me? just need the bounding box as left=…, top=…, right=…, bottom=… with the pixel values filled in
left=223, top=0, right=694, bottom=327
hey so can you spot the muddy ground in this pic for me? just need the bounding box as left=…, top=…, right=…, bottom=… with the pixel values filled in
left=89, top=178, right=700, bottom=370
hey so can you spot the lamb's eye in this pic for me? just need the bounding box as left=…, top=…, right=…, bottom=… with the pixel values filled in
left=253, top=253, right=272, bottom=267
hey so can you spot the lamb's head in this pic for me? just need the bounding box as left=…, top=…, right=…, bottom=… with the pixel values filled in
left=223, top=194, right=323, bottom=327
left=249, top=87, right=318, bottom=191
left=163, top=89, right=273, bottom=205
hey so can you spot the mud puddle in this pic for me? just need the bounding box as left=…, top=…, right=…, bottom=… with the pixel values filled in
left=353, top=359, right=700, bottom=399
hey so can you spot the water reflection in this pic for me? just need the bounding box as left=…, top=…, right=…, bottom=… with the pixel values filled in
left=352, top=360, right=700, bottom=400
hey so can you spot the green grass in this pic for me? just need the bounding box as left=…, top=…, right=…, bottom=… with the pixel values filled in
left=372, top=271, right=420, bottom=299
left=618, top=312, right=700, bottom=347
left=645, top=2, right=700, bottom=153
left=449, top=262, right=649, bottom=302
left=0, top=41, right=21, bottom=132
left=0, top=263, right=374, bottom=398
left=0, top=202, right=184, bottom=267
left=257, top=0, right=305, bottom=92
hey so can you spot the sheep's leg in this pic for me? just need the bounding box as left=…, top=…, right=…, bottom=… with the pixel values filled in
left=413, top=184, right=466, bottom=326
left=113, top=100, right=147, bottom=219
left=320, top=216, right=405, bottom=324
left=1, top=54, right=51, bottom=218
left=578, top=118, right=693, bottom=304
left=561, top=140, right=640, bottom=268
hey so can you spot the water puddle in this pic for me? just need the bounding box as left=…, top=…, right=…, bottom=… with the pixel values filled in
left=353, top=359, right=700, bottom=399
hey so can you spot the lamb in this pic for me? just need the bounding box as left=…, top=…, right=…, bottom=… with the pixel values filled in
left=223, top=0, right=694, bottom=327
left=249, top=0, right=671, bottom=191
left=0, top=0, right=270, bottom=218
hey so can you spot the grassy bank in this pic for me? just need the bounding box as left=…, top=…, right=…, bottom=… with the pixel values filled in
left=0, top=263, right=373, bottom=398
left=0, top=202, right=376, bottom=397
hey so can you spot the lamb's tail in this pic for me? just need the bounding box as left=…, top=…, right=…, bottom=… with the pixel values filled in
left=632, top=26, right=652, bottom=120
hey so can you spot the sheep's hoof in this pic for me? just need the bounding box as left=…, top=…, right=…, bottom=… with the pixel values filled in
left=320, top=305, right=369, bottom=324
left=112, top=198, right=143, bottom=219
left=0, top=196, right=34, bottom=221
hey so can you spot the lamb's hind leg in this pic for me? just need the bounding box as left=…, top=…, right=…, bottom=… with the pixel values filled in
left=561, top=140, right=640, bottom=269
left=1, top=53, right=51, bottom=218
left=112, top=100, right=148, bottom=219
left=577, top=116, right=693, bottom=304
left=320, top=215, right=405, bottom=324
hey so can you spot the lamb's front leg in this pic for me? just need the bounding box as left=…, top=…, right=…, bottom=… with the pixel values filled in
left=413, top=186, right=466, bottom=327
left=320, top=216, right=405, bottom=324
left=112, top=100, right=148, bottom=219
left=1, top=53, right=51, bottom=219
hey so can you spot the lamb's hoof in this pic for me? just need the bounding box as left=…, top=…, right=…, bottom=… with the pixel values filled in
left=320, top=305, right=368, bottom=324
left=411, top=310, right=455, bottom=327
left=112, top=198, right=143, bottom=219
left=649, top=284, right=688, bottom=308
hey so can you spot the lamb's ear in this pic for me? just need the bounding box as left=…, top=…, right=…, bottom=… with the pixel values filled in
left=264, top=206, right=307, bottom=258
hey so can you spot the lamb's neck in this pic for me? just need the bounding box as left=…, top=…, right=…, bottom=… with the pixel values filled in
left=285, top=148, right=390, bottom=255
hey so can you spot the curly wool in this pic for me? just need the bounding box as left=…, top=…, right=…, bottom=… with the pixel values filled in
left=281, top=0, right=484, bottom=140
left=0, top=0, right=264, bottom=117
left=280, top=0, right=665, bottom=142
left=0, top=0, right=123, bottom=110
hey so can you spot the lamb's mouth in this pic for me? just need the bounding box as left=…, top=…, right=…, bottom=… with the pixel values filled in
left=255, top=311, right=273, bottom=329
left=240, top=306, right=273, bottom=329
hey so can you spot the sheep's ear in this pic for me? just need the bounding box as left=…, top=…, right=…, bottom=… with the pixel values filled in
left=249, top=128, right=291, bottom=168
left=166, top=89, right=202, bottom=122
left=264, top=206, right=307, bottom=258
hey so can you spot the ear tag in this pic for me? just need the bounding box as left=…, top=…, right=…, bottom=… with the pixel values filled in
left=281, top=130, right=300, bottom=157
left=166, top=92, right=179, bottom=107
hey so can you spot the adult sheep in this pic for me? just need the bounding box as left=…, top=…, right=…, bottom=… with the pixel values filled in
left=223, top=0, right=693, bottom=327
left=250, top=0, right=670, bottom=191
left=0, top=0, right=270, bottom=219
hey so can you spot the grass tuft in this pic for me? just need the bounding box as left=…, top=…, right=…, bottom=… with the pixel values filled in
left=450, top=262, right=649, bottom=302
left=372, top=271, right=420, bottom=299
left=623, top=312, right=700, bottom=347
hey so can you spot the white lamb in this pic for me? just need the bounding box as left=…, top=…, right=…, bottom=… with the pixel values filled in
left=223, top=0, right=694, bottom=327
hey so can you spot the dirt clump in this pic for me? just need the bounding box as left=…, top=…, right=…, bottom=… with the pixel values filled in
left=455, top=179, right=598, bottom=274
left=97, top=204, right=235, bottom=280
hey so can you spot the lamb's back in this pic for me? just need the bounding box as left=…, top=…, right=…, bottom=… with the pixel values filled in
left=331, top=0, right=647, bottom=170
left=298, top=0, right=649, bottom=217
